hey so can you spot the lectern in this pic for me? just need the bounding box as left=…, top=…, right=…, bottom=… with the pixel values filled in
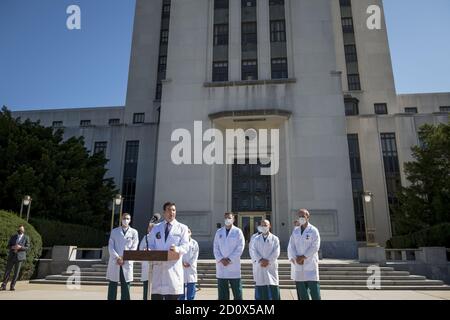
left=123, top=250, right=180, bottom=300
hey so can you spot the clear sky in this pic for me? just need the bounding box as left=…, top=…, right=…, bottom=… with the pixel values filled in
left=1, top=0, right=449, bottom=111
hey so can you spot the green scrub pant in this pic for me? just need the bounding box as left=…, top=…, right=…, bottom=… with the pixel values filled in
left=295, top=281, right=321, bottom=300
left=217, top=278, right=242, bottom=300
left=256, top=285, right=280, bottom=300
left=107, top=267, right=131, bottom=300
left=143, top=281, right=148, bottom=300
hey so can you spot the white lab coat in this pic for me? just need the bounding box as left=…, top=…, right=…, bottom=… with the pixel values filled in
left=213, top=226, right=245, bottom=279
left=148, top=219, right=189, bottom=295
left=249, top=232, right=280, bottom=286
left=106, top=226, right=139, bottom=283
left=249, top=233, right=260, bottom=282
left=139, top=233, right=151, bottom=282
left=182, top=238, right=199, bottom=284
left=287, top=224, right=321, bottom=282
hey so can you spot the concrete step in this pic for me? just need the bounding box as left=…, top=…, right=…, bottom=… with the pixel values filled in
left=61, top=272, right=425, bottom=281
left=44, top=274, right=443, bottom=286
left=29, top=279, right=450, bottom=291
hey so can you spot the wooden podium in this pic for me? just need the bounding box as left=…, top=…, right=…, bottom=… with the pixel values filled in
left=123, top=250, right=180, bottom=262
left=122, top=250, right=180, bottom=300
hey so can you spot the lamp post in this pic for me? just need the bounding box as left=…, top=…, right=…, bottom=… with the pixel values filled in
left=19, top=195, right=32, bottom=222
left=362, top=191, right=378, bottom=247
left=110, top=194, right=123, bottom=231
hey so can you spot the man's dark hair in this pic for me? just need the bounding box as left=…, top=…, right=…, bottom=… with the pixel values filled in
left=123, top=213, right=131, bottom=219
left=163, top=202, right=176, bottom=211
left=224, top=212, right=234, bottom=218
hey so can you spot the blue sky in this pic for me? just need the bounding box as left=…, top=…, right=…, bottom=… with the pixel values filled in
left=1, top=0, right=449, bottom=111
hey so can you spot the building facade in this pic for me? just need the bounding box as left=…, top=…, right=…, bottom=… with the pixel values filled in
left=13, top=0, right=449, bottom=258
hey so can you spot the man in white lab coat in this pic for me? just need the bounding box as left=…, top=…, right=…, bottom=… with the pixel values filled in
left=181, top=229, right=199, bottom=300
left=106, top=213, right=139, bottom=300
left=139, top=221, right=155, bottom=300
left=148, top=202, right=190, bottom=300
left=288, top=209, right=321, bottom=300
left=249, top=220, right=280, bottom=300
left=213, top=212, right=245, bottom=300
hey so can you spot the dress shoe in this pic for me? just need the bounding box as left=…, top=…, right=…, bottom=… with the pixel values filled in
left=0, top=286, right=6, bottom=291
left=10, top=287, right=15, bottom=291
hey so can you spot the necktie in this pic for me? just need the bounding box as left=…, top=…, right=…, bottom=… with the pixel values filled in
left=165, top=223, right=172, bottom=241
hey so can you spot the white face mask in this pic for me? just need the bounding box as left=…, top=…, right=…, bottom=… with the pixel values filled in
left=258, top=226, right=269, bottom=234
left=298, top=217, right=307, bottom=226
left=122, top=218, right=130, bottom=227
left=224, top=218, right=233, bottom=226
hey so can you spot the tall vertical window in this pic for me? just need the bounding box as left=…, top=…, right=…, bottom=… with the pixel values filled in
left=94, top=141, right=107, bottom=156
left=213, top=0, right=229, bottom=82
left=339, top=0, right=361, bottom=91
left=156, top=0, right=172, bottom=100
left=122, top=141, right=140, bottom=215
left=345, top=97, right=359, bottom=116
left=374, top=103, right=388, bottom=115
left=380, top=133, right=401, bottom=230
left=347, top=134, right=366, bottom=241
left=269, top=0, right=288, bottom=79
left=242, top=60, right=258, bottom=80
left=133, top=113, right=145, bottom=124
left=241, top=0, right=258, bottom=80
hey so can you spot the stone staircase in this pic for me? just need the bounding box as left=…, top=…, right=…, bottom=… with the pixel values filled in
left=30, top=259, right=450, bottom=290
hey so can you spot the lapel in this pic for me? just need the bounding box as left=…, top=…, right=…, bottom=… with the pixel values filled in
left=11, top=234, right=19, bottom=246
left=301, top=224, right=311, bottom=240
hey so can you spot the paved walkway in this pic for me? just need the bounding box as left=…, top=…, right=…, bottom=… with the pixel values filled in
left=0, top=282, right=449, bottom=300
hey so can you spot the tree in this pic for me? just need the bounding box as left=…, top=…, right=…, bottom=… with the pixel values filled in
left=392, top=122, right=450, bottom=235
left=0, top=106, right=117, bottom=230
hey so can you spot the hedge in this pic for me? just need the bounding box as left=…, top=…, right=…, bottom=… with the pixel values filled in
left=30, top=218, right=108, bottom=247
left=386, top=223, right=450, bottom=249
left=0, top=210, right=42, bottom=280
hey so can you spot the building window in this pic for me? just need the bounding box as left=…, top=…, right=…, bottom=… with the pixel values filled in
left=270, top=20, right=286, bottom=42
left=213, top=61, right=228, bottom=82
left=404, top=107, right=418, bottom=114
left=94, top=141, right=107, bottom=156
left=341, top=17, right=354, bottom=33
left=80, top=120, right=91, bottom=127
left=214, top=0, right=229, bottom=9
left=242, top=59, right=258, bottom=80
left=52, top=121, right=63, bottom=128
left=155, top=83, right=162, bottom=100
left=374, top=103, right=388, bottom=115
left=160, top=30, right=169, bottom=44
left=133, top=113, right=145, bottom=124
left=339, top=0, right=351, bottom=6
left=269, top=0, right=284, bottom=5
left=158, top=56, right=167, bottom=75
left=242, top=0, right=256, bottom=7
left=344, top=44, right=358, bottom=62
left=345, top=97, right=359, bottom=116
left=347, top=74, right=361, bottom=91
left=347, top=134, right=366, bottom=242
left=109, top=118, right=120, bottom=125
left=122, top=141, right=139, bottom=215
left=214, top=24, right=229, bottom=46
left=241, top=22, right=257, bottom=48
left=271, top=58, right=288, bottom=79
left=380, top=133, right=401, bottom=220
left=439, top=106, right=450, bottom=112
left=162, top=4, right=171, bottom=18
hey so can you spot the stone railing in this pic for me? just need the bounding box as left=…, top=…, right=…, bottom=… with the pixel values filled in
left=34, top=246, right=109, bottom=279
left=359, top=246, right=449, bottom=284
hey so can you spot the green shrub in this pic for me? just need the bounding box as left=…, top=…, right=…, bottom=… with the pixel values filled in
left=30, top=218, right=108, bottom=247
left=0, top=210, right=42, bottom=280
left=386, top=223, right=450, bottom=248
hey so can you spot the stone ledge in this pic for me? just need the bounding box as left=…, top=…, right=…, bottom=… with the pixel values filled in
left=204, top=78, right=297, bottom=88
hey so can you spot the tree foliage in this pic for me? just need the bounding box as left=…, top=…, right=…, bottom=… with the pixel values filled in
left=0, top=106, right=117, bottom=230
left=393, top=122, right=450, bottom=235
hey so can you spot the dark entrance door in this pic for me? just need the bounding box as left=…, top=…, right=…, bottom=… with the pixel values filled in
left=232, top=161, right=272, bottom=243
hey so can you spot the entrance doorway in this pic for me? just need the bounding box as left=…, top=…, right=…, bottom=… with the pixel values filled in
left=232, top=161, right=272, bottom=243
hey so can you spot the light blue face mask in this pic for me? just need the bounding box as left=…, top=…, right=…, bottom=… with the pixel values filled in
left=298, top=217, right=307, bottom=226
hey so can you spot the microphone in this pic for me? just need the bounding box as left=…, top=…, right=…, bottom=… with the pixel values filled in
left=150, top=213, right=161, bottom=224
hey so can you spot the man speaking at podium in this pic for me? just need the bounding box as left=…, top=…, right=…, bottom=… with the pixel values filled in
left=148, top=202, right=190, bottom=300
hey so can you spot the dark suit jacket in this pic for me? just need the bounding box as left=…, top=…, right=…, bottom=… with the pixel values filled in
left=7, top=234, right=30, bottom=262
